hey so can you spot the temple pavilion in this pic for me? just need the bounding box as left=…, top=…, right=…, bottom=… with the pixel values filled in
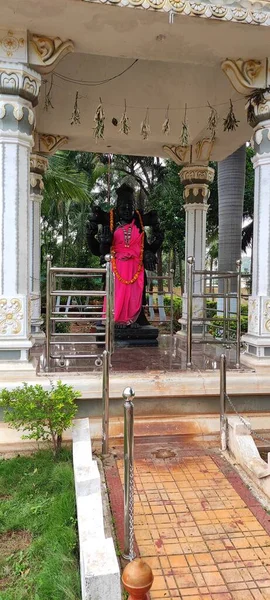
left=1, top=0, right=270, bottom=372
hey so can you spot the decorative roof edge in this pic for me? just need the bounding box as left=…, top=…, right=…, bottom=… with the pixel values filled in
left=83, top=0, right=270, bottom=28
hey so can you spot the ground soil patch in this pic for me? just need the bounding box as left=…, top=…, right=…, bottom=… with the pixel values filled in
left=0, top=530, right=32, bottom=560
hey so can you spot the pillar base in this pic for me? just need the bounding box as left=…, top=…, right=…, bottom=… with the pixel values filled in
left=176, top=320, right=206, bottom=338
left=241, top=333, right=270, bottom=365
left=0, top=339, right=33, bottom=363
left=0, top=357, right=37, bottom=371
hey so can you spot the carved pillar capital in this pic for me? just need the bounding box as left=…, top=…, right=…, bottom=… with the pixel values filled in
left=33, top=132, right=68, bottom=155
left=222, top=58, right=270, bottom=127
left=180, top=164, right=215, bottom=204
left=30, top=153, right=48, bottom=199
left=163, top=138, right=214, bottom=166
left=0, top=29, right=74, bottom=73
left=221, top=58, right=268, bottom=95
left=0, top=62, right=41, bottom=140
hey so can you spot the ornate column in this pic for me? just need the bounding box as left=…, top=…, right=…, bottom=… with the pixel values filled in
left=29, top=153, right=48, bottom=341
left=222, top=58, right=270, bottom=363
left=163, top=141, right=215, bottom=334
left=29, top=134, right=68, bottom=343
left=0, top=62, right=40, bottom=363
left=0, top=29, right=74, bottom=366
left=180, top=165, right=215, bottom=333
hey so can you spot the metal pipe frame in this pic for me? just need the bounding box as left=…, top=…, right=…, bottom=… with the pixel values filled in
left=169, top=270, right=174, bottom=338
left=50, top=353, right=103, bottom=360
left=50, top=267, right=106, bottom=274
left=236, top=259, right=242, bottom=369
left=46, top=256, right=52, bottom=372
left=186, top=257, right=194, bottom=368
left=220, top=354, right=227, bottom=451
left=186, top=257, right=242, bottom=369
left=122, top=387, right=136, bottom=561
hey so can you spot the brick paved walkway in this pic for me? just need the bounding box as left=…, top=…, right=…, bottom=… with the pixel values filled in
left=105, top=439, right=270, bottom=600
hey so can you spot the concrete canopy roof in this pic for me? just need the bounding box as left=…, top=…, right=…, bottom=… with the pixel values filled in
left=3, top=0, right=270, bottom=160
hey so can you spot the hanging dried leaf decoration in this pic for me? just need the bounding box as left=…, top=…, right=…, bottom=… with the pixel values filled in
left=246, top=87, right=270, bottom=126
left=179, top=104, right=190, bottom=147
left=93, top=97, right=105, bottom=141
left=162, top=105, right=171, bottom=136
left=70, top=91, right=80, bottom=126
left=207, top=102, right=218, bottom=140
left=140, top=108, right=151, bottom=140
left=43, top=75, right=54, bottom=111
left=223, top=99, right=239, bottom=132
left=119, top=100, right=131, bottom=135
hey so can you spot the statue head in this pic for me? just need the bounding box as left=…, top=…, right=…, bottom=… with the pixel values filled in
left=116, top=183, right=135, bottom=224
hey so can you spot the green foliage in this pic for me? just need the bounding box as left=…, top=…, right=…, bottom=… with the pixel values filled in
left=0, top=382, right=79, bottom=455
left=206, top=300, right=217, bottom=318
left=209, top=315, right=248, bottom=339
left=0, top=449, right=80, bottom=600
left=164, top=295, right=183, bottom=332
left=241, top=304, right=248, bottom=316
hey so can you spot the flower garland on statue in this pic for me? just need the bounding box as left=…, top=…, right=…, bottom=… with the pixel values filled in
left=109, top=209, right=145, bottom=285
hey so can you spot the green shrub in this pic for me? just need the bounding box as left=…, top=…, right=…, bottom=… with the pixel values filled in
left=206, top=300, right=217, bottom=318
left=209, top=315, right=248, bottom=339
left=0, top=381, right=80, bottom=455
left=241, top=303, right=248, bottom=316
left=164, top=295, right=182, bottom=332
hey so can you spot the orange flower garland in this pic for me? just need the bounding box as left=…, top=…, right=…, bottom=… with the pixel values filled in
left=109, top=209, right=145, bottom=285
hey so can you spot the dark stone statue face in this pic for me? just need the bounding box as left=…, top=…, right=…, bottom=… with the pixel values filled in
left=116, top=185, right=135, bottom=223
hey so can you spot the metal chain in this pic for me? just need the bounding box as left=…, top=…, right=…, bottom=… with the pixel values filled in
left=128, top=461, right=135, bottom=560
left=225, top=392, right=270, bottom=444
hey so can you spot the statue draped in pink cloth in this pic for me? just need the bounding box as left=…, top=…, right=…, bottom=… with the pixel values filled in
left=87, top=183, right=163, bottom=328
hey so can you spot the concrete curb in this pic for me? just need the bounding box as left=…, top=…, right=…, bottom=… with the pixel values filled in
left=72, top=418, right=121, bottom=600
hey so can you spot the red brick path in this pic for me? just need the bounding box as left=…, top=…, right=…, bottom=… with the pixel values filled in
left=105, top=439, right=270, bottom=599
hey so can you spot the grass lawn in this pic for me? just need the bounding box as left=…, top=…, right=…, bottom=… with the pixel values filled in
left=0, top=449, right=80, bottom=600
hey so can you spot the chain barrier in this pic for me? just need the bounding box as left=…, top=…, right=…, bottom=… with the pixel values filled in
left=225, top=391, right=270, bottom=445
left=122, top=387, right=136, bottom=561
left=128, top=461, right=135, bottom=560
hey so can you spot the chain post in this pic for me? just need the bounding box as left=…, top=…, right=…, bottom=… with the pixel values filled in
left=220, top=354, right=227, bottom=451
left=102, top=255, right=112, bottom=455
left=186, top=257, right=194, bottom=368
left=122, top=387, right=136, bottom=561
left=169, top=269, right=174, bottom=339
left=236, top=259, right=242, bottom=369
left=45, top=255, right=52, bottom=372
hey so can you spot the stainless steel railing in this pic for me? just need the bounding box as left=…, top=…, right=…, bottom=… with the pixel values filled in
left=45, top=255, right=114, bottom=453
left=145, top=271, right=174, bottom=336
left=220, top=354, right=227, bottom=451
left=186, top=257, right=242, bottom=369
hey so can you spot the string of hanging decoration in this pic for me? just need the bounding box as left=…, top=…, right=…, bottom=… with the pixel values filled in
left=42, top=63, right=242, bottom=142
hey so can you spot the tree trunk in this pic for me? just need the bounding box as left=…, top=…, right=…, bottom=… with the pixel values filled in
left=218, top=145, right=246, bottom=293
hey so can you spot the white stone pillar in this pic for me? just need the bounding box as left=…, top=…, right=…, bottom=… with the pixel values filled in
left=242, top=117, right=270, bottom=361
left=179, top=165, right=214, bottom=334
left=0, top=63, right=41, bottom=364
left=29, top=153, right=48, bottom=342
left=222, top=58, right=270, bottom=363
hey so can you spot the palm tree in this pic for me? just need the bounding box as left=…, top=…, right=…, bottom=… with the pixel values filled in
left=42, top=151, right=106, bottom=265
left=218, top=145, right=246, bottom=288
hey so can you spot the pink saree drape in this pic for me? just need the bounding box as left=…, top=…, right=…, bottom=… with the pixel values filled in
left=112, top=221, right=144, bottom=324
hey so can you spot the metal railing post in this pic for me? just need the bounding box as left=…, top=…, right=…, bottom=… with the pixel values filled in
left=45, top=255, right=52, bottom=372
left=122, top=387, right=136, bottom=561
left=169, top=269, right=174, bottom=338
left=105, top=255, right=111, bottom=352
left=220, top=354, right=227, bottom=451
left=236, top=259, right=242, bottom=369
left=102, top=255, right=112, bottom=455
left=102, top=349, right=110, bottom=454
left=186, top=257, right=194, bottom=368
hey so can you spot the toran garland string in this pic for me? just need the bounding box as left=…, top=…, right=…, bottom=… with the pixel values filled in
left=109, top=209, right=145, bottom=285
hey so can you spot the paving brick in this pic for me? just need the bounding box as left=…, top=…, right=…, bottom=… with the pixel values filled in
left=104, top=442, right=270, bottom=600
